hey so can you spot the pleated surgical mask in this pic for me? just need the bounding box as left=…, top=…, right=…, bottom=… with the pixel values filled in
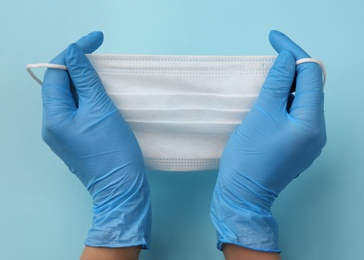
left=27, top=54, right=325, bottom=171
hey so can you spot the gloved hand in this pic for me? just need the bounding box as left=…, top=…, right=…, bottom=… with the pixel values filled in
left=41, top=32, right=151, bottom=248
left=210, top=30, right=326, bottom=252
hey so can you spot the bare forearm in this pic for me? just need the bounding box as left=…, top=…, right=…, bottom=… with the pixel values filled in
left=223, top=244, right=280, bottom=260
left=80, top=246, right=141, bottom=260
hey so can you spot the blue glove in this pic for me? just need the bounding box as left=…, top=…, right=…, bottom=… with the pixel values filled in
left=42, top=32, right=151, bottom=248
left=210, top=30, right=326, bottom=252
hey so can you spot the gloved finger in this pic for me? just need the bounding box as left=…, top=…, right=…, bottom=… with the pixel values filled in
left=49, top=31, right=104, bottom=65
left=289, top=63, right=324, bottom=126
left=44, top=31, right=103, bottom=90
left=65, top=43, right=115, bottom=114
left=269, top=30, right=324, bottom=124
left=254, top=50, right=296, bottom=112
left=269, top=30, right=309, bottom=94
left=42, top=32, right=104, bottom=118
left=269, top=30, right=310, bottom=60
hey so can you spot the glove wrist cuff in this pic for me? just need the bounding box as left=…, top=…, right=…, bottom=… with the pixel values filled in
left=211, top=194, right=280, bottom=252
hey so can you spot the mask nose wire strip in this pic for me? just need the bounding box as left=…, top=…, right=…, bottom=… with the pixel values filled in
left=26, top=58, right=326, bottom=87
left=26, top=63, right=68, bottom=86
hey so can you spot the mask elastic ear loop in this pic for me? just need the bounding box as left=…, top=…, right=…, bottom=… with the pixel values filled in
left=26, top=63, right=68, bottom=86
left=295, top=58, right=326, bottom=87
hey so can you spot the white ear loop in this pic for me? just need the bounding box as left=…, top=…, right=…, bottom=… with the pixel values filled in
left=26, top=63, right=67, bottom=85
left=26, top=58, right=326, bottom=87
left=295, top=58, right=327, bottom=87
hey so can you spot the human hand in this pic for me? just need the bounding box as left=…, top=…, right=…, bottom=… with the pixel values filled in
left=41, top=32, right=151, bottom=248
left=210, top=30, right=326, bottom=252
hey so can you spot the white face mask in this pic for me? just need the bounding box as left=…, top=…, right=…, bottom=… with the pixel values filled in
left=27, top=54, right=325, bottom=171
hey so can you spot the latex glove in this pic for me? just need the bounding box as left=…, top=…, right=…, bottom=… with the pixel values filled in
left=42, top=32, right=151, bottom=248
left=210, top=30, right=326, bottom=252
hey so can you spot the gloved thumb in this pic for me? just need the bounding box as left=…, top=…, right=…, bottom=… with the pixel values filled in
left=42, top=31, right=104, bottom=117
left=65, top=43, right=115, bottom=113
left=254, top=50, right=296, bottom=113
left=269, top=30, right=310, bottom=61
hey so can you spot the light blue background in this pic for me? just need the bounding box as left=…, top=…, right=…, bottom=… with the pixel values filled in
left=1, top=0, right=363, bottom=259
